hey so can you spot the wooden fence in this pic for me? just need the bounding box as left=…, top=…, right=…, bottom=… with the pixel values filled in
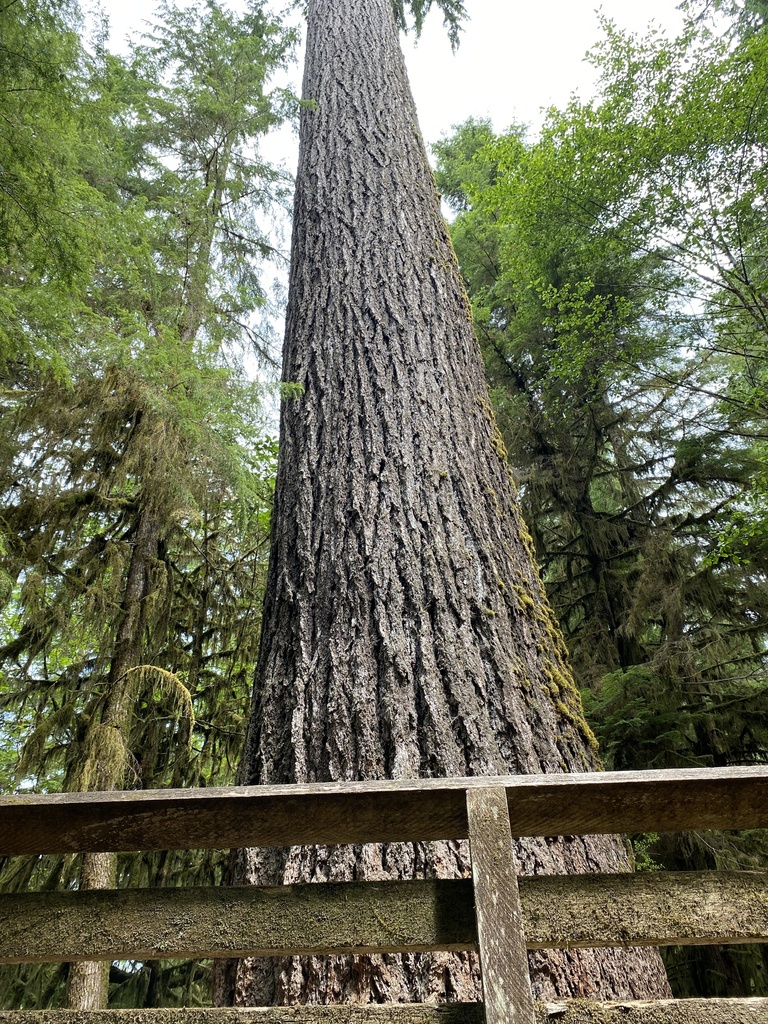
left=2, top=766, right=768, bottom=1023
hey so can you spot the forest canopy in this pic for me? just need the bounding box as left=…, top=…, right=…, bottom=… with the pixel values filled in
left=433, top=0, right=768, bottom=995
left=1, top=0, right=767, bottom=1007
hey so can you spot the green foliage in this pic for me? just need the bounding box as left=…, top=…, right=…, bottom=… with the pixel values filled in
left=0, top=0, right=106, bottom=376
left=0, top=0, right=292, bottom=1008
left=685, top=0, right=768, bottom=36
left=435, top=16, right=768, bottom=697
left=582, top=667, right=768, bottom=772
left=0, top=0, right=292, bottom=748
left=569, top=11, right=768, bottom=558
left=630, top=833, right=662, bottom=873
left=391, top=0, right=467, bottom=48
left=436, top=4, right=768, bottom=998
left=0, top=0, right=84, bottom=276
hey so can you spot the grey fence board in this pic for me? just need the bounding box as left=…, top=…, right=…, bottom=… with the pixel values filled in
left=467, top=787, right=535, bottom=1024
left=0, top=1000, right=767, bottom=1024
left=2, top=870, right=767, bottom=965
left=2, top=768, right=768, bottom=855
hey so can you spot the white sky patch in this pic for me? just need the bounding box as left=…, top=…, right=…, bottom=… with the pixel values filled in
left=101, top=0, right=685, bottom=149
left=404, top=1, right=686, bottom=143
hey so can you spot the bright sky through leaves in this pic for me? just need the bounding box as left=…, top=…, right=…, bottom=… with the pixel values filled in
left=102, top=0, right=685, bottom=146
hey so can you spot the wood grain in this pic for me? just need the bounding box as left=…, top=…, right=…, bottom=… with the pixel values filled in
left=2, top=869, right=766, bottom=965
left=2, top=768, right=767, bottom=856
left=0, top=879, right=476, bottom=964
left=522, top=869, right=768, bottom=948
left=467, top=786, right=535, bottom=1024
left=537, top=998, right=768, bottom=1022
left=0, top=1010, right=482, bottom=1024
left=0, top=1003, right=767, bottom=1024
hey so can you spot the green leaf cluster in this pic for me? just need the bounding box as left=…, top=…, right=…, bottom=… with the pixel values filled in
left=0, top=0, right=295, bottom=1008
left=391, top=0, right=467, bottom=49
left=435, top=5, right=768, bottom=998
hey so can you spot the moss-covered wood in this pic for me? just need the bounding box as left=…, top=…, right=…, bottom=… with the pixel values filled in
left=2, top=767, right=768, bottom=857
left=537, top=999, right=768, bottom=1022
left=2, top=869, right=766, bottom=966
left=0, top=1010, right=482, bottom=1024
left=522, top=869, right=768, bottom=948
left=0, top=880, right=475, bottom=964
left=0, top=1000, right=767, bottom=1023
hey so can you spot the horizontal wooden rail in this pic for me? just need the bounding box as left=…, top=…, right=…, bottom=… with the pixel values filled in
left=3, top=771, right=768, bottom=1024
left=0, top=879, right=475, bottom=963
left=2, top=870, right=766, bottom=965
left=522, top=868, right=768, bottom=949
left=540, top=1001, right=768, bottom=1022
left=2, top=767, right=768, bottom=855
left=1, top=1000, right=768, bottom=1023
left=0, top=1009, right=485, bottom=1024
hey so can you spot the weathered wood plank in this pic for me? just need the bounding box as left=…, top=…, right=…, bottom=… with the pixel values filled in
left=467, top=786, right=535, bottom=1024
left=506, top=766, right=768, bottom=838
left=1, top=1000, right=766, bottom=1024
left=522, top=869, right=768, bottom=949
left=0, top=1009, right=484, bottom=1024
left=2, top=870, right=766, bottom=965
left=1, top=767, right=768, bottom=856
left=0, top=880, right=476, bottom=964
left=537, top=998, right=768, bottom=1022
left=0, top=783, right=467, bottom=855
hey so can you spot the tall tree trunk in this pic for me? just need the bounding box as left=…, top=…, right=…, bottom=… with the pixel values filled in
left=227, top=0, right=671, bottom=1006
left=66, top=503, right=159, bottom=1010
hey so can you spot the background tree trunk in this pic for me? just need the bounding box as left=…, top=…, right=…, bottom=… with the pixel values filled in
left=227, top=0, right=671, bottom=1005
left=66, top=503, right=159, bottom=1010
left=64, top=852, right=114, bottom=1010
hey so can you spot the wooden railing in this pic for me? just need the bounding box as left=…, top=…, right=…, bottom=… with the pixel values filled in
left=2, top=767, right=768, bottom=1022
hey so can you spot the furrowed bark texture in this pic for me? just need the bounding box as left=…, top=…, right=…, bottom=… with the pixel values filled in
left=229, top=0, right=671, bottom=1007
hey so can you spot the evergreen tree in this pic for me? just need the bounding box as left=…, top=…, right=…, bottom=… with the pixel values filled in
left=433, top=3, right=768, bottom=999
left=0, top=0, right=294, bottom=1009
left=0, top=0, right=103, bottom=375
left=219, top=0, right=670, bottom=1007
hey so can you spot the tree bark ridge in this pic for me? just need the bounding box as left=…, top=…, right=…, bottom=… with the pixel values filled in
left=230, top=0, right=671, bottom=1005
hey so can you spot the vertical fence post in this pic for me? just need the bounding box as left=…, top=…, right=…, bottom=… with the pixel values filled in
left=466, top=786, right=536, bottom=1024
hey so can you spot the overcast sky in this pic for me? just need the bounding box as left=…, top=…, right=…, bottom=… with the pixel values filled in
left=96, top=0, right=686, bottom=387
left=102, top=0, right=686, bottom=152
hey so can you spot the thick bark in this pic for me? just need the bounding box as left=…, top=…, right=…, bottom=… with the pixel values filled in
left=228, top=0, right=671, bottom=1006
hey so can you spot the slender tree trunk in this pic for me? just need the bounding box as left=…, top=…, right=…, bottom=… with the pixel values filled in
left=66, top=503, right=159, bottom=1010
left=226, top=0, right=671, bottom=1006
left=65, top=852, right=115, bottom=1010
left=179, top=147, right=231, bottom=346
